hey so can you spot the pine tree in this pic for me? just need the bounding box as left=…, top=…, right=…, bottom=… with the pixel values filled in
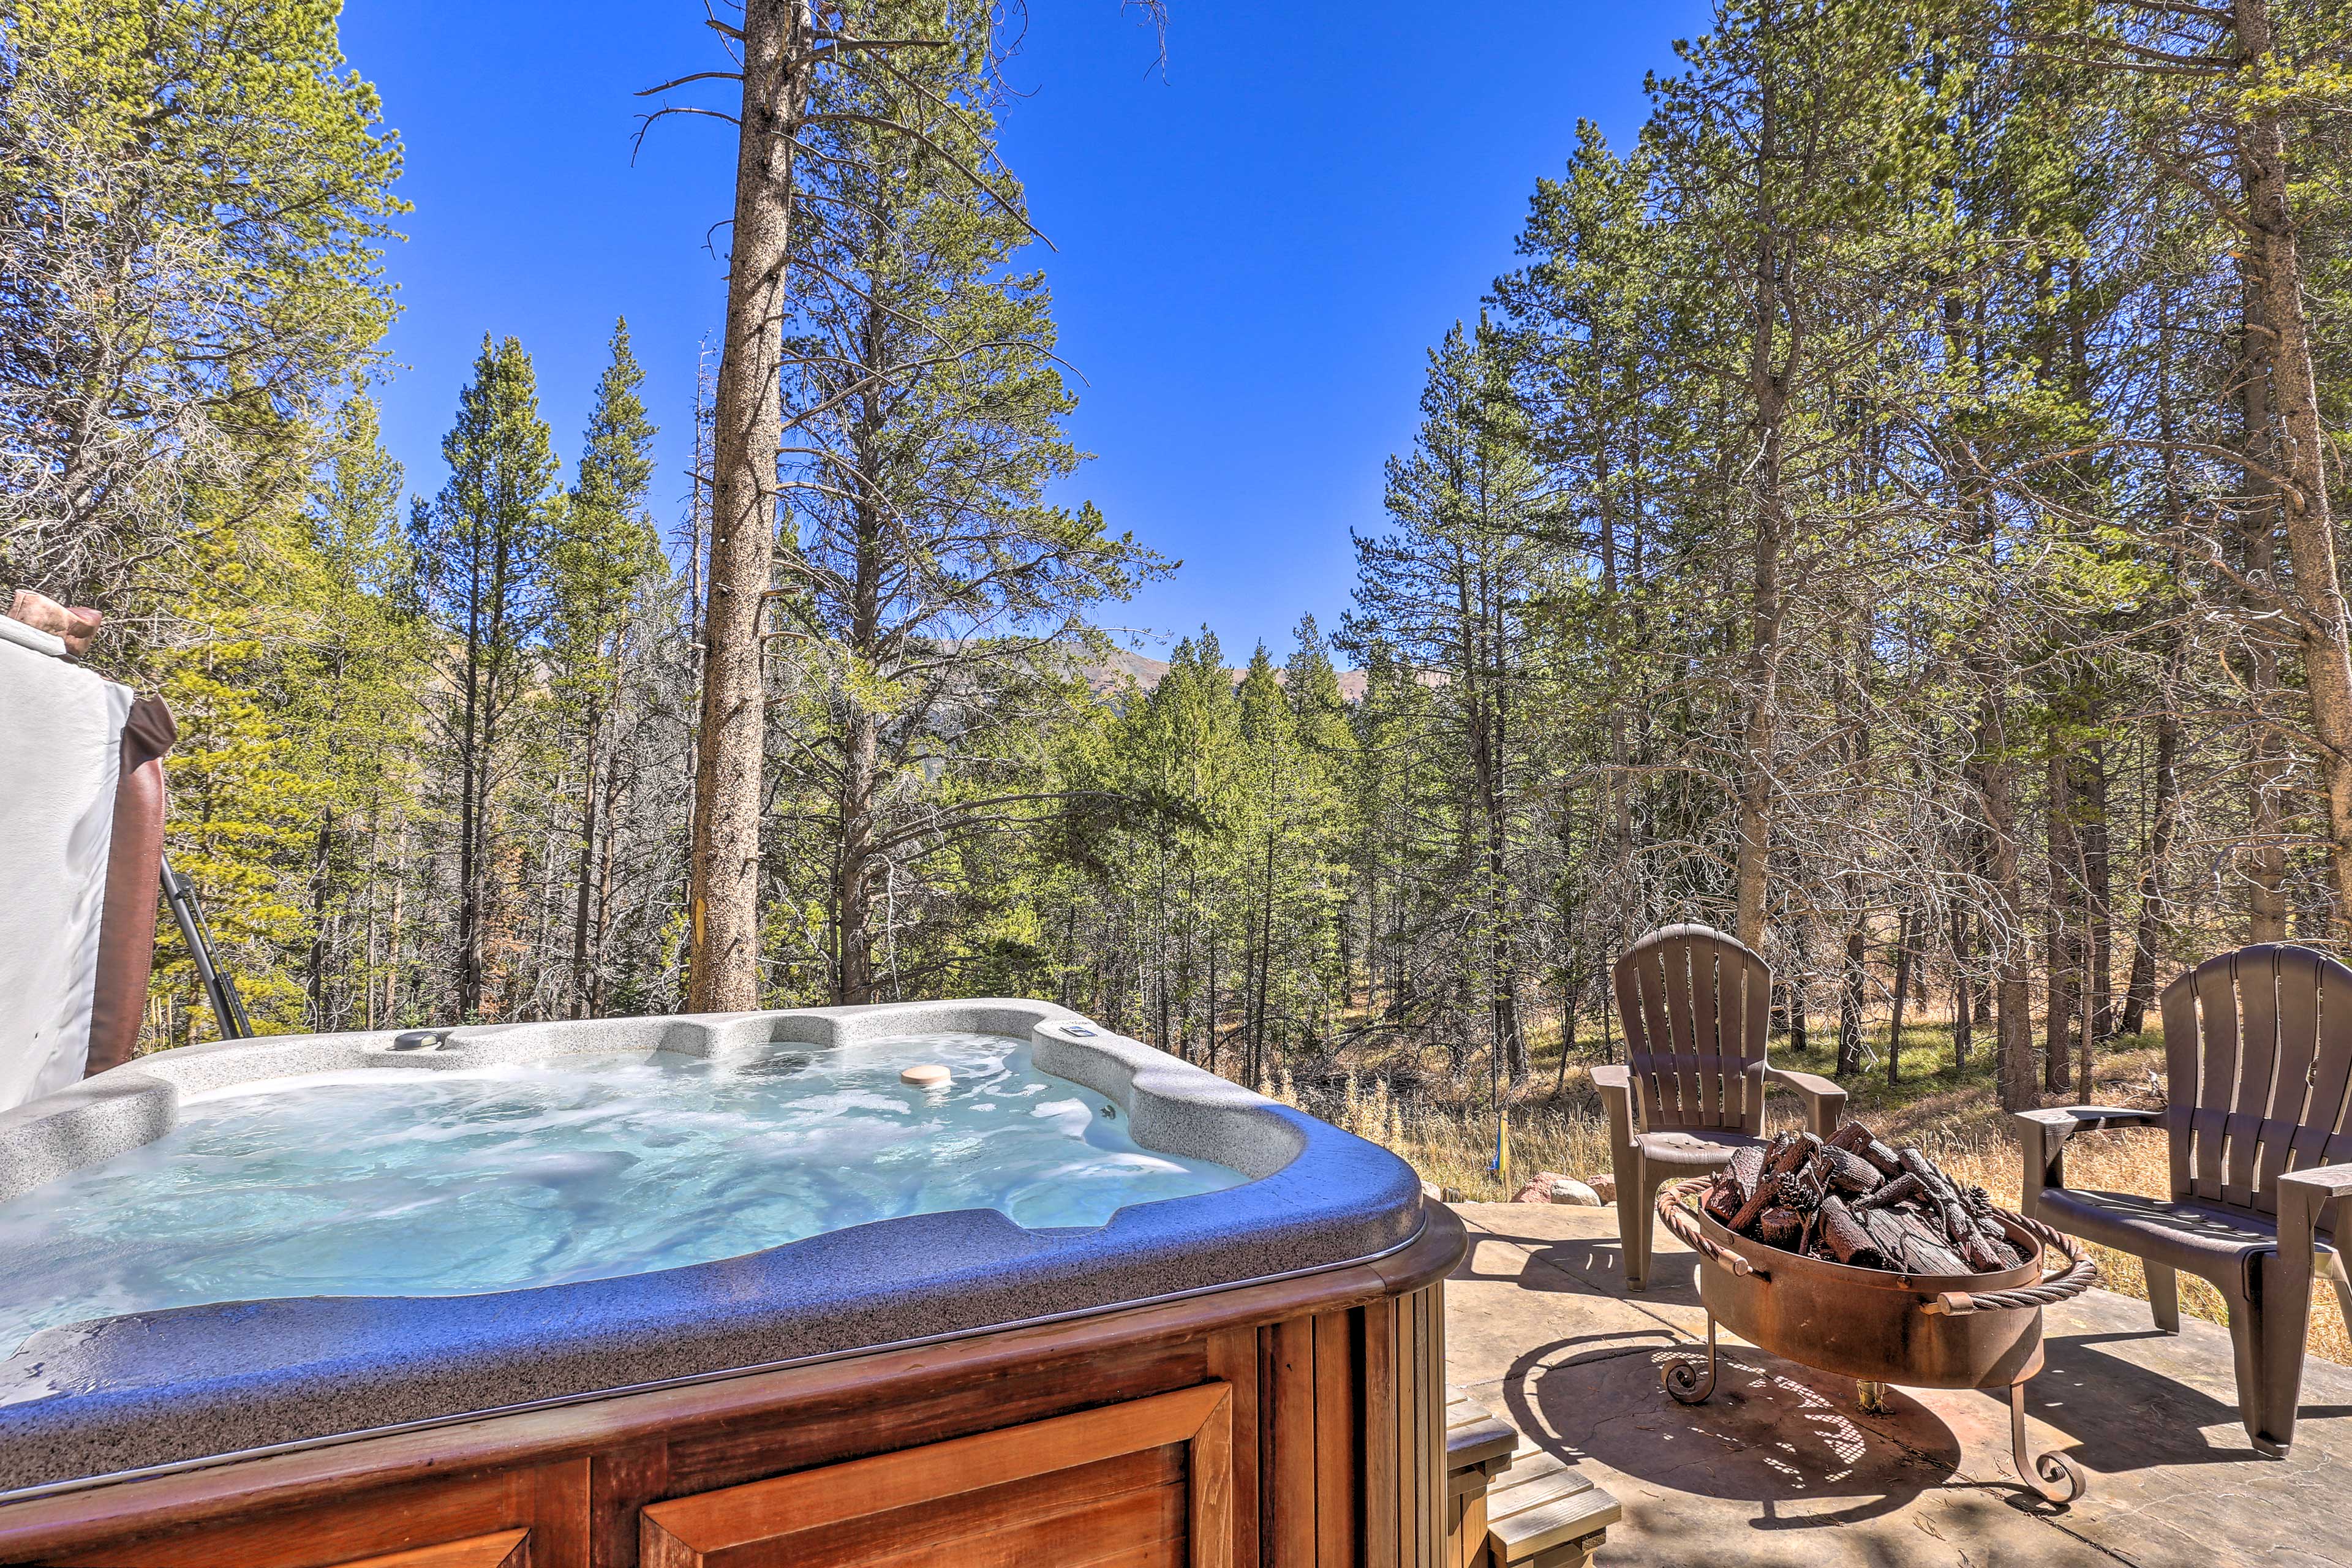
left=1346, top=320, right=1546, bottom=1081
left=148, top=526, right=314, bottom=1040
left=1283, top=618, right=1356, bottom=1040
left=409, top=336, right=562, bottom=1019
left=549, top=320, right=663, bottom=1015
left=0, top=0, right=403, bottom=607
left=665, top=0, right=1170, bottom=1012
left=281, top=397, right=427, bottom=1031
left=772, top=0, right=1166, bottom=1005
left=1237, top=646, right=1297, bottom=1085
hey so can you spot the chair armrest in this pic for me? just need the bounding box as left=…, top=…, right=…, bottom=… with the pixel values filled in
left=2011, top=1106, right=2161, bottom=1217
left=2019, top=1106, right=2163, bottom=1138
left=1591, top=1065, right=1636, bottom=1156
left=2277, top=1163, right=2352, bottom=1259
left=1763, top=1066, right=1846, bottom=1136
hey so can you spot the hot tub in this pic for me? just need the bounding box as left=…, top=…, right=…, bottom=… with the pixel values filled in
left=0, top=1000, right=1461, bottom=1567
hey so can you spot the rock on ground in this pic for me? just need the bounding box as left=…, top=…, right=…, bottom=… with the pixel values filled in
left=1512, top=1172, right=1602, bottom=1206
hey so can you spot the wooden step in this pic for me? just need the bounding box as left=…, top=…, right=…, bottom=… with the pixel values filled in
left=1445, top=1387, right=1520, bottom=1568
left=1484, top=1447, right=1622, bottom=1568
left=1443, top=1385, right=1621, bottom=1568
left=1446, top=1387, right=1518, bottom=1496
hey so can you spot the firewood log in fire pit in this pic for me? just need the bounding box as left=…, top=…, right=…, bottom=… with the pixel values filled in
left=1698, top=1121, right=2024, bottom=1275
left=1820, top=1145, right=1883, bottom=1196
left=1817, top=1193, right=1882, bottom=1267
left=1752, top=1206, right=1800, bottom=1247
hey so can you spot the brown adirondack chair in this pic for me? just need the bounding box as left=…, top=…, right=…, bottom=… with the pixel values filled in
left=1594, top=924, right=1847, bottom=1291
left=2017, top=943, right=2352, bottom=1457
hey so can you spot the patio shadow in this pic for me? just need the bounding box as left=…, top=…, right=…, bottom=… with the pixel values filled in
left=2024, top=1325, right=2352, bottom=1474
left=1498, top=1334, right=1962, bottom=1529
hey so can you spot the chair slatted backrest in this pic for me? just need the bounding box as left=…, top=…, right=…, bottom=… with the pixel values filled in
left=2158, top=943, right=2352, bottom=1215
left=1611, top=924, right=1771, bottom=1134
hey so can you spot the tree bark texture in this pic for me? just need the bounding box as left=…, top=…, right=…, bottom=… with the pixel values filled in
left=2124, top=631, right=2182, bottom=1033
left=688, top=0, right=807, bottom=1012
left=1734, top=66, right=1788, bottom=954
left=2045, top=749, right=2081, bottom=1096
left=1887, top=908, right=1912, bottom=1087
left=2233, top=0, right=2352, bottom=937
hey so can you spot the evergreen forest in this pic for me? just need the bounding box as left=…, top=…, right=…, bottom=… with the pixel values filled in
left=10, top=0, right=2352, bottom=1164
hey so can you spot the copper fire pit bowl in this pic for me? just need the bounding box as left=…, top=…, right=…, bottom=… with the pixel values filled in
left=1656, top=1174, right=2098, bottom=1504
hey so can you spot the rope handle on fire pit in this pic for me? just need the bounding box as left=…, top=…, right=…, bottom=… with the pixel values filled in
left=1656, top=1175, right=2098, bottom=1310
left=1919, top=1211, right=2097, bottom=1316
left=1657, top=1176, right=1768, bottom=1280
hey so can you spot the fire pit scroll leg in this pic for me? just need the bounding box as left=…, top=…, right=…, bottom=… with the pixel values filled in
left=2007, top=1381, right=2087, bottom=1504
left=1662, top=1313, right=1719, bottom=1404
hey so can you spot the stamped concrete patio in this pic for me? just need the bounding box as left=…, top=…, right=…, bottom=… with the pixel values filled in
left=1447, top=1200, right=2352, bottom=1568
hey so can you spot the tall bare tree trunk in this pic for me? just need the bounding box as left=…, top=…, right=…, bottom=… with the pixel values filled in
left=1734, top=69, right=1787, bottom=953
left=1254, top=824, right=1276, bottom=1082
left=1597, top=442, right=1635, bottom=927
left=2241, top=286, right=2293, bottom=941
left=1978, top=698, right=2034, bottom=1110
left=2234, top=0, right=2352, bottom=936
left=688, top=0, right=807, bottom=1012
left=569, top=705, right=601, bottom=1018
left=2124, top=638, right=2182, bottom=1033
left=1887, top=908, right=1912, bottom=1087
left=1787, top=919, right=1809, bottom=1057
left=2046, top=749, right=2081, bottom=1095
left=2127, top=295, right=2192, bottom=1034
left=1206, top=929, right=1220, bottom=1077
left=1837, top=909, right=1865, bottom=1077
left=385, top=820, right=408, bottom=1028
left=1155, top=839, right=1173, bottom=1052
left=1182, top=860, right=1199, bottom=1057
left=834, top=710, right=879, bottom=1004
left=2084, top=736, right=2113, bottom=1039
left=1948, top=902, right=1973, bottom=1068
left=1951, top=279, right=2035, bottom=1109
left=593, top=760, right=622, bottom=1017
left=1472, top=592, right=1526, bottom=1082
left=456, top=593, right=485, bottom=1017
left=306, top=807, right=334, bottom=1029
left=361, top=810, right=382, bottom=1031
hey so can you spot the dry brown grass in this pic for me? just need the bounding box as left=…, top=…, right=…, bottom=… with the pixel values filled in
left=1390, top=1099, right=1617, bottom=1207
left=1329, top=1021, right=2352, bottom=1368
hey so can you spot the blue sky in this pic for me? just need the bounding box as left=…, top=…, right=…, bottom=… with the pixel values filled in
left=343, top=1, right=1714, bottom=662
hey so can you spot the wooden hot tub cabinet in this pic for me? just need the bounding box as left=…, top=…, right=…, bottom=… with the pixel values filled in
left=0, top=1207, right=1463, bottom=1568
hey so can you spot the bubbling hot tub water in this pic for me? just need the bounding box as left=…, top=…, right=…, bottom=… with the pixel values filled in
left=0, top=1031, right=1245, bottom=1354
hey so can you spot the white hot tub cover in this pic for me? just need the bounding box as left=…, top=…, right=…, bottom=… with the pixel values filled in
left=0, top=619, right=135, bottom=1111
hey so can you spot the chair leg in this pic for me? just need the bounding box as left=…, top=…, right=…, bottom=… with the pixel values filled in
left=1617, top=1156, right=1654, bottom=1292
left=2223, top=1302, right=2271, bottom=1453
left=2230, top=1253, right=2318, bottom=1458
left=2146, top=1262, right=2182, bottom=1335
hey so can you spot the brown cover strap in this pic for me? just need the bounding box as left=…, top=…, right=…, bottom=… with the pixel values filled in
left=85, top=696, right=175, bottom=1076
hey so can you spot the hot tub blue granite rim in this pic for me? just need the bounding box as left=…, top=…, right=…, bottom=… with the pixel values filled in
left=0, top=999, right=1426, bottom=1497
